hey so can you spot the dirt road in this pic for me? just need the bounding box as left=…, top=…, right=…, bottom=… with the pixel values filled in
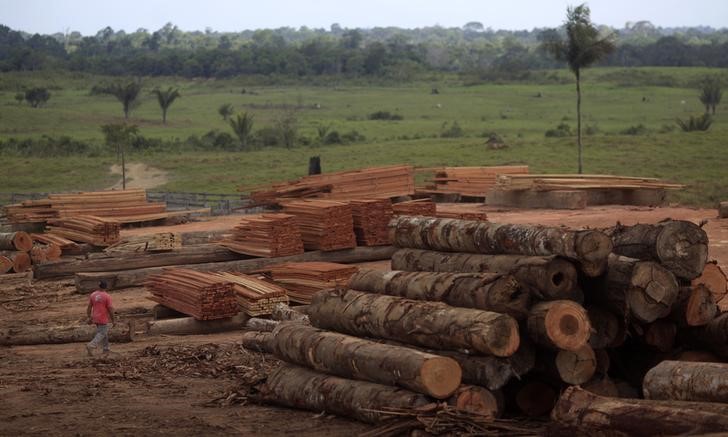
left=108, top=163, right=169, bottom=190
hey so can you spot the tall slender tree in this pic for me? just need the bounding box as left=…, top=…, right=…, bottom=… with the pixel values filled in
left=229, top=112, right=255, bottom=150
left=103, top=81, right=143, bottom=119
left=540, top=4, right=615, bottom=174
left=151, top=87, right=181, bottom=124
left=699, top=77, right=722, bottom=115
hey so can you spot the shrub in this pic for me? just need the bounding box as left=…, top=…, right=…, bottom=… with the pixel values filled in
left=545, top=122, right=573, bottom=137
left=341, top=130, right=366, bottom=143
left=676, top=114, right=713, bottom=132
left=368, top=111, right=403, bottom=121
left=620, top=124, right=649, bottom=135
left=25, top=87, right=51, bottom=108
left=441, top=121, right=464, bottom=138
left=324, top=130, right=342, bottom=144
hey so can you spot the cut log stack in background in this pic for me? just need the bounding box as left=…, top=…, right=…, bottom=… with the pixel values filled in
left=263, top=262, right=359, bottom=304
left=47, top=215, right=121, bottom=246
left=218, top=213, right=304, bottom=257
left=241, top=215, right=728, bottom=434
left=349, top=198, right=393, bottom=246
left=391, top=199, right=436, bottom=216
left=145, top=268, right=239, bottom=320
left=0, top=231, right=33, bottom=274
left=281, top=199, right=356, bottom=251
left=245, top=165, right=415, bottom=207
left=211, top=271, right=288, bottom=316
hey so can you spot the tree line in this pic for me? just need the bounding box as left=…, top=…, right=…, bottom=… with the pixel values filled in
left=2, top=22, right=728, bottom=78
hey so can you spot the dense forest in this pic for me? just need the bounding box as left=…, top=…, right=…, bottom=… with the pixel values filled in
left=1, top=21, right=727, bottom=78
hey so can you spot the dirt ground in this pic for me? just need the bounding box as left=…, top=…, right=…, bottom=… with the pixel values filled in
left=1, top=204, right=726, bottom=436
left=108, top=163, right=170, bottom=190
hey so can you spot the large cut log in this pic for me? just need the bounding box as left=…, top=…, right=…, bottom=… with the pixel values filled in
left=74, top=246, right=396, bottom=293
left=586, top=306, right=626, bottom=349
left=448, top=385, right=500, bottom=418
left=692, top=262, right=728, bottom=307
left=260, top=364, right=430, bottom=424
left=586, top=255, right=679, bottom=324
left=0, top=231, right=33, bottom=252
left=245, top=318, right=279, bottom=332
left=390, top=249, right=580, bottom=301
left=241, top=330, right=273, bottom=352
left=35, top=244, right=246, bottom=279
left=606, top=220, right=708, bottom=280
left=308, top=288, right=520, bottom=357
left=527, top=300, right=590, bottom=351
left=552, top=386, right=728, bottom=435
left=389, top=216, right=612, bottom=277
left=0, top=251, right=31, bottom=273
left=644, top=360, right=728, bottom=403
left=270, top=303, right=310, bottom=324
left=0, top=322, right=134, bottom=345
left=555, top=344, right=597, bottom=385
left=348, top=269, right=530, bottom=319
left=670, top=285, right=717, bottom=326
left=688, top=313, right=728, bottom=358
left=267, top=322, right=462, bottom=398
left=146, top=313, right=249, bottom=336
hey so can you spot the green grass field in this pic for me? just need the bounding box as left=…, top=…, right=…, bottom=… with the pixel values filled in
left=1, top=67, right=726, bottom=206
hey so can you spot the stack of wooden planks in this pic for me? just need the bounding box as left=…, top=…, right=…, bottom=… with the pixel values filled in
left=46, top=215, right=120, bottom=246
left=421, top=166, right=529, bottom=197
left=211, top=272, right=288, bottom=316
left=349, top=199, right=393, bottom=246
left=245, top=165, right=415, bottom=206
left=392, top=199, right=436, bottom=216
left=281, top=200, right=356, bottom=251
left=145, top=268, right=239, bottom=320
left=494, top=174, right=685, bottom=191
left=104, top=233, right=182, bottom=254
left=265, top=262, right=359, bottom=304
left=31, top=233, right=79, bottom=251
left=218, top=213, right=304, bottom=257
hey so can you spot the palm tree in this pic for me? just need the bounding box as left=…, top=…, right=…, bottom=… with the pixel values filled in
left=104, top=81, right=143, bottom=119
left=699, top=77, right=722, bottom=115
left=151, top=87, right=181, bottom=124
left=540, top=4, right=615, bottom=174
left=229, top=112, right=255, bottom=150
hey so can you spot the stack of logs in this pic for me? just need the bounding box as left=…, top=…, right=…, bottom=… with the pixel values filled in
left=392, top=199, right=436, bottom=216
left=349, top=199, right=393, bottom=246
left=145, top=268, right=239, bottom=320
left=263, top=262, right=359, bottom=304
left=211, top=271, right=288, bottom=316
left=47, top=215, right=120, bottom=246
left=281, top=200, right=356, bottom=251
left=1, top=231, right=60, bottom=278
left=219, top=213, right=304, bottom=257
left=242, top=216, right=728, bottom=434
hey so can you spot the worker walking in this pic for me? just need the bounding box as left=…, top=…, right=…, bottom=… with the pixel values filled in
left=86, top=280, right=116, bottom=356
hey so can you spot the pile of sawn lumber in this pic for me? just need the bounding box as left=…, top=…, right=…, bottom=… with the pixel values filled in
left=245, top=165, right=415, bottom=206
left=145, top=268, right=239, bottom=320
left=47, top=215, right=120, bottom=246
left=391, top=198, right=436, bottom=216
left=211, top=271, right=288, bottom=316
left=0, top=231, right=59, bottom=278
left=281, top=199, right=356, bottom=251
left=219, top=213, right=304, bottom=257
left=421, top=165, right=529, bottom=197
left=349, top=198, right=393, bottom=246
left=242, top=216, right=728, bottom=434
left=263, top=262, right=359, bottom=304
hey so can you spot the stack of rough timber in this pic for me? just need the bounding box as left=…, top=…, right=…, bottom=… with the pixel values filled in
left=489, top=174, right=685, bottom=209
left=245, top=165, right=415, bottom=206
left=422, top=165, right=529, bottom=197
left=349, top=199, right=393, bottom=246
left=211, top=272, right=288, bottom=316
left=46, top=215, right=120, bottom=246
left=265, top=262, right=359, bottom=304
left=218, top=213, right=304, bottom=257
left=281, top=200, right=356, bottom=251
left=392, top=199, right=436, bottom=216
left=104, top=233, right=182, bottom=254
left=31, top=233, right=79, bottom=251
left=0, top=231, right=33, bottom=274
left=145, top=268, right=239, bottom=320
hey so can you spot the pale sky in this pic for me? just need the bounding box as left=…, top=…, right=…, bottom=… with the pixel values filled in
left=2, top=0, right=727, bottom=35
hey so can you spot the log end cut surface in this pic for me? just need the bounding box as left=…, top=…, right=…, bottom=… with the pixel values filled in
left=575, top=230, right=613, bottom=277
left=555, top=345, right=597, bottom=385
left=420, top=357, right=463, bottom=399
left=628, top=261, right=679, bottom=323
left=540, top=300, right=591, bottom=351
left=656, top=220, right=709, bottom=280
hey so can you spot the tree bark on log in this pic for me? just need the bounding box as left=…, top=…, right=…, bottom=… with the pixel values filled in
left=670, top=285, right=717, bottom=327
left=0, top=231, right=33, bottom=252
left=241, top=330, right=273, bottom=352
left=0, top=251, right=31, bottom=273
left=527, top=300, right=590, bottom=351
left=145, top=313, right=249, bottom=336
left=605, top=220, right=708, bottom=280
left=267, top=322, right=462, bottom=398
left=389, top=216, right=612, bottom=277
left=0, top=322, right=134, bottom=345
left=555, top=344, right=597, bottom=385
left=447, top=385, right=500, bottom=418
left=390, top=249, right=581, bottom=301
left=74, top=246, right=396, bottom=293
left=690, top=313, right=728, bottom=359
left=270, top=303, right=310, bottom=324
left=552, top=386, right=728, bottom=435
left=586, top=306, right=626, bottom=349
left=644, top=360, right=728, bottom=403
left=36, top=244, right=247, bottom=279
left=260, top=364, right=430, bottom=424
left=348, top=269, right=530, bottom=320
left=308, top=288, right=520, bottom=357
left=245, top=318, right=279, bottom=332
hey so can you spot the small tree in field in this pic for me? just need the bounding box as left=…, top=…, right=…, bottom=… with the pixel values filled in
left=540, top=4, right=615, bottom=174
left=25, top=87, right=51, bottom=108
left=102, top=81, right=143, bottom=119
left=218, top=103, right=234, bottom=121
left=229, top=112, right=255, bottom=150
left=151, top=87, right=181, bottom=124
left=699, top=77, right=722, bottom=115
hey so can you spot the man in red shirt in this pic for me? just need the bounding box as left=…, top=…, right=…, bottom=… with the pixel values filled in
left=86, top=280, right=116, bottom=356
